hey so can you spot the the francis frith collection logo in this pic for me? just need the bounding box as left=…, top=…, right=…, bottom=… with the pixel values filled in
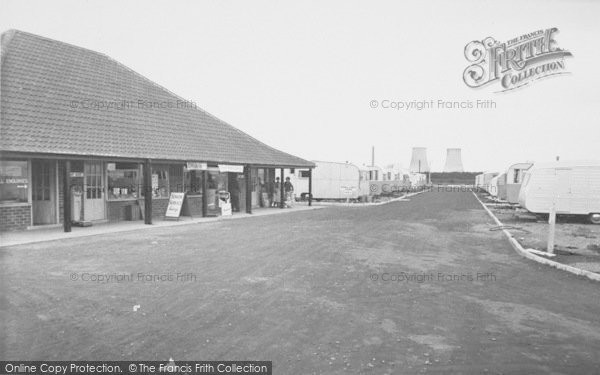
left=463, top=28, right=572, bottom=92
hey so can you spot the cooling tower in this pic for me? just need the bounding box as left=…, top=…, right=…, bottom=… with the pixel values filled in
left=443, top=148, right=464, bottom=172
left=409, top=147, right=430, bottom=172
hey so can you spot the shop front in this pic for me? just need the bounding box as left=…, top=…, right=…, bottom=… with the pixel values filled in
left=0, top=30, right=315, bottom=233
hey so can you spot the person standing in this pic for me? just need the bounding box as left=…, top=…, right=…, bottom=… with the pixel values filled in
left=273, top=177, right=281, bottom=207
left=229, top=176, right=240, bottom=212
left=284, top=176, right=294, bottom=208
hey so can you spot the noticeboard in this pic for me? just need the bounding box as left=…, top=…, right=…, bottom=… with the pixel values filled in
left=165, top=192, right=186, bottom=219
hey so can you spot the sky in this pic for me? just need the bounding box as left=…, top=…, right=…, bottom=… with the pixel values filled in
left=1, top=0, right=599, bottom=172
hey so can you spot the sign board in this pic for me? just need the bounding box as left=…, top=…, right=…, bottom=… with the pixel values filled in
left=340, top=186, right=357, bottom=195
left=218, top=164, right=244, bottom=173
left=70, top=172, right=84, bottom=178
left=186, top=162, right=208, bottom=170
left=165, top=192, right=186, bottom=219
left=0, top=166, right=23, bottom=176
left=107, top=163, right=116, bottom=171
left=221, top=202, right=232, bottom=216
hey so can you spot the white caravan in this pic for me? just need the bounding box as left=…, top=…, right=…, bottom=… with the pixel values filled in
left=478, top=172, right=499, bottom=193
left=287, top=161, right=369, bottom=201
left=489, top=176, right=500, bottom=197
left=518, top=161, right=600, bottom=224
left=505, top=162, right=533, bottom=204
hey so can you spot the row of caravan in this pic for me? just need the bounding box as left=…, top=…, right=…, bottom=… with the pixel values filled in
left=477, top=161, right=600, bottom=224
left=287, top=161, right=427, bottom=201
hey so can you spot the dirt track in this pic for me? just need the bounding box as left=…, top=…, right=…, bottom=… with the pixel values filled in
left=1, top=190, right=600, bottom=374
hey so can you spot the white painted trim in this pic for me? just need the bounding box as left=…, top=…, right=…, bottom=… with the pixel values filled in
left=472, top=191, right=600, bottom=282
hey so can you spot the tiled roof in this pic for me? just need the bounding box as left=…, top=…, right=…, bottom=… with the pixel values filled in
left=0, top=30, right=313, bottom=168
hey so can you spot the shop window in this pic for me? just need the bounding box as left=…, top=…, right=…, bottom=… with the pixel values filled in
left=184, top=170, right=203, bottom=196
left=0, top=160, right=29, bottom=203
left=152, top=167, right=169, bottom=198
left=169, top=165, right=184, bottom=193
left=107, top=163, right=140, bottom=200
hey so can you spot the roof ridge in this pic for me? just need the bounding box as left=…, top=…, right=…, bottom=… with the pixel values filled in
left=1, top=29, right=115, bottom=60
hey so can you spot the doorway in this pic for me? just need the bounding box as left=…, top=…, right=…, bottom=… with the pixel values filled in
left=555, top=168, right=572, bottom=213
left=84, top=161, right=105, bottom=221
left=32, top=160, right=57, bottom=225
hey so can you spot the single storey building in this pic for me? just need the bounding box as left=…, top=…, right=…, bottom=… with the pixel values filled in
left=0, top=30, right=314, bottom=232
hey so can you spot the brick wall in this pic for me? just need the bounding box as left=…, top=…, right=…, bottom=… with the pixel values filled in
left=187, top=195, right=203, bottom=216
left=0, top=205, right=32, bottom=232
left=151, top=198, right=169, bottom=218
left=107, top=200, right=142, bottom=222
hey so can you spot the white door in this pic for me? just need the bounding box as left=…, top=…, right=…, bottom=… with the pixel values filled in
left=32, top=160, right=57, bottom=225
left=84, top=161, right=105, bottom=221
left=555, top=168, right=572, bottom=213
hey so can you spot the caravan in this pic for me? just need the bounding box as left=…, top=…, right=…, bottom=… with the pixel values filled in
left=488, top=175, right=500, bottom=197
left=518, top=161, right=600, bottom=224
left=506, top=162, right=533, bottom=204
left=479, top=172, right=499, bottom=193
left=497, top=173, right=507, bottom=201
left=288, top=161, right=370, bottom=201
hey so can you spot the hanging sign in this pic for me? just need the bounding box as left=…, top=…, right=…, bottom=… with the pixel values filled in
left=186, top=162, right=207, bottom=170
left=218, top=164, right=244, bottom=173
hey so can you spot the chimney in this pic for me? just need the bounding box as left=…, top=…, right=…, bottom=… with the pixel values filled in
left=443, top=148, right=464, bottom=172
left=371, top=146, right=375, bottom=167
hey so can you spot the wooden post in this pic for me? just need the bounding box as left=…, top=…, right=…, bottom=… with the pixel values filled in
left=144, top=159, right=152, bottom=225
left=308, top=168, right=313, bottom=206
left=63, top=161, right=72, bottom=232
left=280, top=168, right=285, bottom=208
left=245, top=165, right=252, bottom=214
left=202, top=170, right=208, bottom=217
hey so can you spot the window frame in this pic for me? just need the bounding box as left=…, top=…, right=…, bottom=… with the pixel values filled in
left=0, top=159, right=31, bottom=205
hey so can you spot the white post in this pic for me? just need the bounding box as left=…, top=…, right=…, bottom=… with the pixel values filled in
left=547, top=179, right=559, bottom=254
left=547, top=201, right=556, bottom=254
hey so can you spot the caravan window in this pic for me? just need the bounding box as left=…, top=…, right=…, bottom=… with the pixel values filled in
left=513, top=169, right=521, bottom=183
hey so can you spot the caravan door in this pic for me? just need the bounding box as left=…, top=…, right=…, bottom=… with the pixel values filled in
left=555, top=168, right=572, bottom=213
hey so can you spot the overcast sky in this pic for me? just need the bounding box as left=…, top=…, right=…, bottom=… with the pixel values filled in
left=1, top=0, right=598, bottom=172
